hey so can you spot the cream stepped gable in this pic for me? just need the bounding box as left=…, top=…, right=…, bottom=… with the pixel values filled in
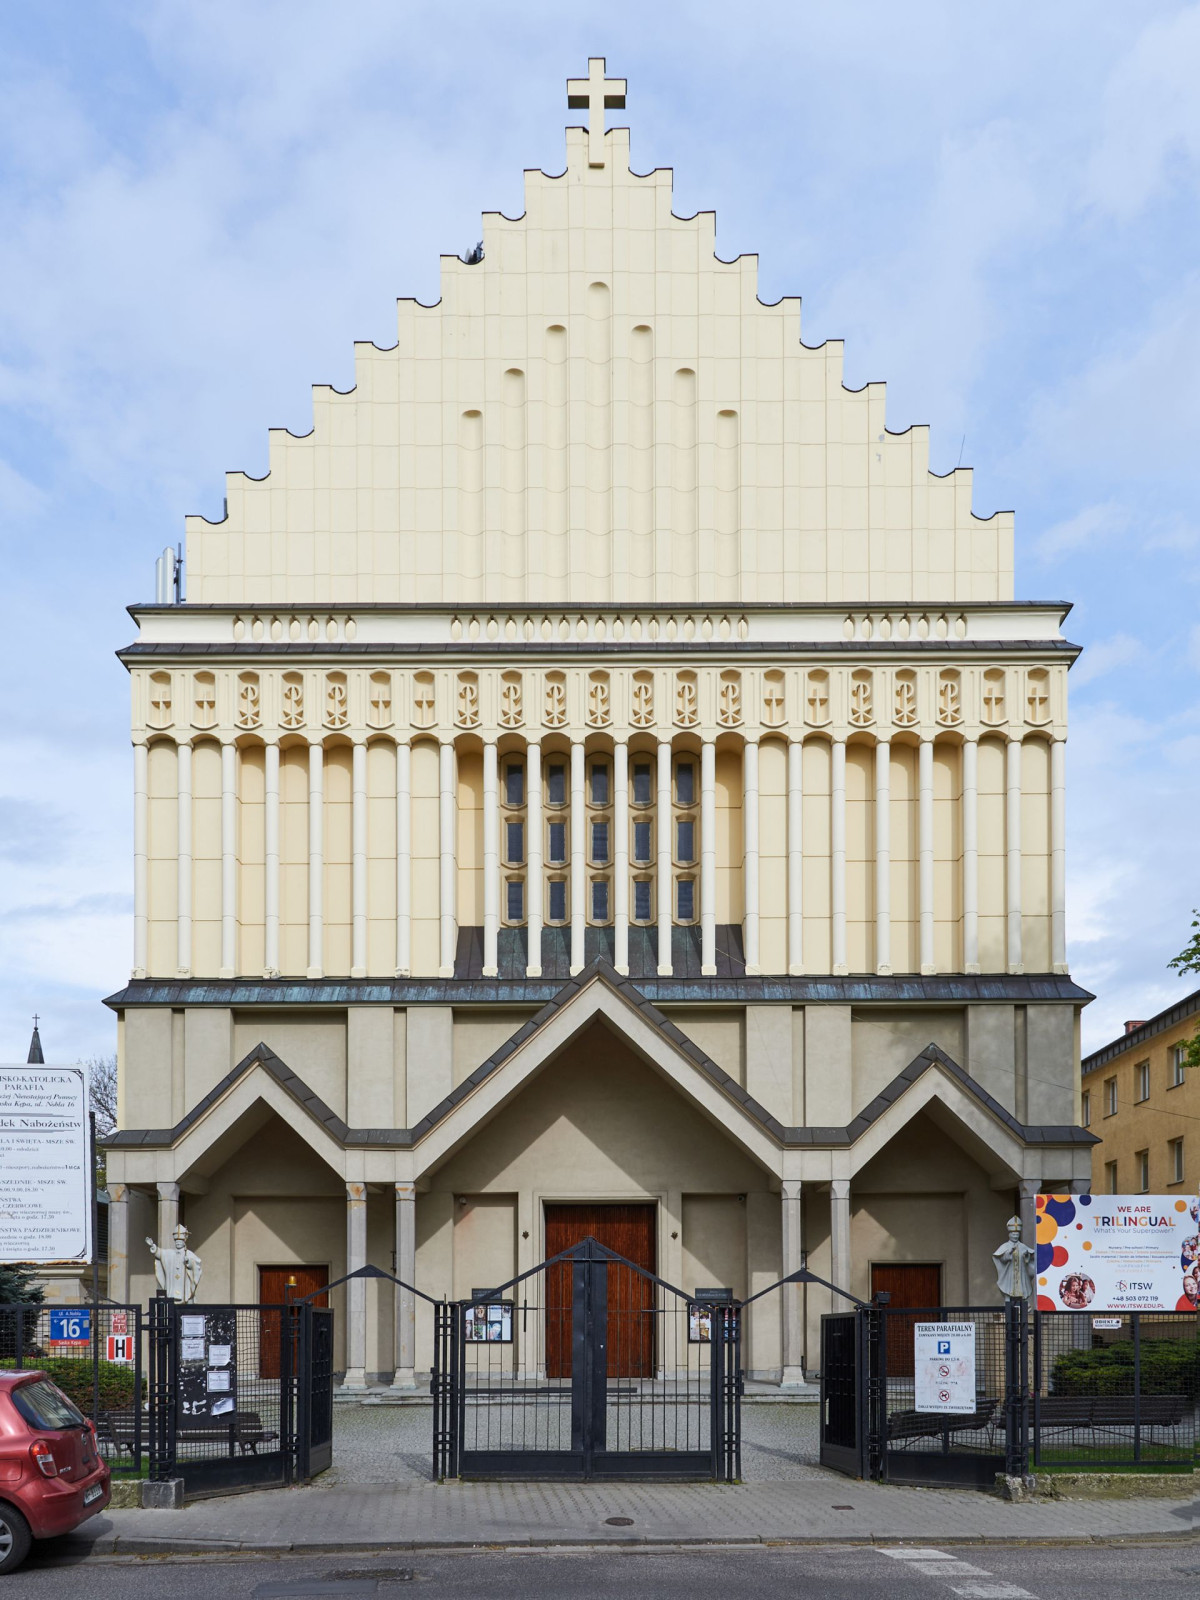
left=106, top=61, right=1094, bottom=1387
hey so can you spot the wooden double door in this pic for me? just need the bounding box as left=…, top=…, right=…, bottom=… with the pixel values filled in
left=258, top=1265, right=329, bottom=1379
left=544, top=1205, right=656, bottom=1379
left=871, top=1263, right=942, bottom=1377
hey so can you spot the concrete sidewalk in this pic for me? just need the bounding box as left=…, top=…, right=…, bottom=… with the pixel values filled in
left=66, top=1478, right=1197, bottom=1557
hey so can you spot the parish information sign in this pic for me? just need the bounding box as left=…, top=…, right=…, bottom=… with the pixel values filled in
left=1036, top=1192, right=1200, bottom=1312
left=0, top=1065, right=91, bottom=1264
left=914, top=1321, right=977, bottom=1413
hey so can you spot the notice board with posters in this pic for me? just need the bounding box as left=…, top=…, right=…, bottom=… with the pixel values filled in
left=1036, top=1193, right=1200, bottom=1311
left=177, top=1310, right=237, bottom=1419
left=914, top=1322, right=977, bottom=1412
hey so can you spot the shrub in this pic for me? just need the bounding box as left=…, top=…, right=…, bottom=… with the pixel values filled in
left=1051, top=1337, right=1199, bottom=1399
left=1, top=1357, right=141, bottom=1415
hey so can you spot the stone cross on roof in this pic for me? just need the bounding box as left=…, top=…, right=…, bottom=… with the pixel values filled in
left=567, top=57, right=627, bottom=168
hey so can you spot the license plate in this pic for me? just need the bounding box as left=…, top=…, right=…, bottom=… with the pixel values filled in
left=83, top=1483, right=103, bottom=1504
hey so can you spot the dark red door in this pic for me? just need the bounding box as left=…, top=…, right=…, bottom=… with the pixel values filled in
left=259, top=1265, right=329, bottom=1379
left=544, top=1205, right=656, bottom=1379
left=871, top=1263, right=942, bottom=1377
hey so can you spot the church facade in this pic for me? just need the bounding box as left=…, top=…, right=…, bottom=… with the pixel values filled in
left=106, top=63, right=1092, bottom=1385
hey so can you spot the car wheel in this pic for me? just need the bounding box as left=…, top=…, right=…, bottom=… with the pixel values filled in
left=0, top=1502, right=32, bottom=1576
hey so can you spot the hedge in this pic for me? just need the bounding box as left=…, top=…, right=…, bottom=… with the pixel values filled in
left=1051, top=1336, right=1200, bottom=1399
left=1, top=1357, right=141, bottom=1415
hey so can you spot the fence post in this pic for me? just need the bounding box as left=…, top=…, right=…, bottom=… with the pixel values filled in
left=1004, top=1297, right=1029, bottom=1479
left=133, top=1305, right=144, bottom=1474
left=1132, top=1312, right=1142, bottom=1466
left=863, top=1305, right=885, bottom=1481
left=14, top=1306, right=23, bottom=1371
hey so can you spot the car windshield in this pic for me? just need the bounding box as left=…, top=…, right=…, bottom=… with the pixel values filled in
left=11, top=1377, right=86, bottom=1431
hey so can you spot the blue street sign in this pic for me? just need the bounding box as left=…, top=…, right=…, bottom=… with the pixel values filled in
left=49, top=1308, right=91, bottom=1343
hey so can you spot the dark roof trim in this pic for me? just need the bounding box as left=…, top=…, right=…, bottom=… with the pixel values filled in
left=1081, top=985, right=1200, bottom=1074
left=104, top=972, right=1094, bottom=1010
left=107, top=958, right=1094, bottom=1154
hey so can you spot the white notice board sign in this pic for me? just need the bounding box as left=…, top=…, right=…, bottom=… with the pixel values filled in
left=914, top=1321, right=976, bottom=1413
left=0, top=1065, right=91, bottom=1264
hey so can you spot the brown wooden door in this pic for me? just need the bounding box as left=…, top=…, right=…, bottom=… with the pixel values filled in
left=544, top=1205, right=656, bottom=1380
left=259, top=1265, right=329, bottom=1380
left=871, top=1263, right=942, bottom=1378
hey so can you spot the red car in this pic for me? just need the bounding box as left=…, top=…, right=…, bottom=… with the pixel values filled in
left=0, top=1370, right=110, bottom=1574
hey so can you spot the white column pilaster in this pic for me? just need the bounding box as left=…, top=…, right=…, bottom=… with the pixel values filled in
left=787, top=737, right=803, bottom=975
left=395, top=741, right=411, bottom=976
left=656, top=739, right=673, bottom=975
left=614, top=741, right=629, bottom=974
left=264, top=742, right=280, bottom=977
left=220, top=741, right=237, bottom=977
left=570, top=739, right=586, bottom=974
left=107, top=1183, right=130, bottom=1302
left=1051, top=737, right=1067, bottom=973
left=307, top=741, right=324, bottom=979
left=351, top=740, right=368, bottom=977
left=743, top=739, right=760, bottom=974
left=343, top=1180, right=368, bottom=1389
left=133, top=743, right=148, bottom=977
left=874, top=738, right=891, bottom=975
left=1006, top=736, right=1023, bottom=973
left=919, top=735, right=935, bottom=974
left=156, top=1180, right=181, bottom=1245
left=391, top=1180, right=417, bottom=1389
left=830, top=1178, right=852, bottom=1310
left=780, top=1179, right=807, bottom=1386
left=1018, top=1178, right=1040, bottom=1248
left=176, top=740, right=193, bottom=977
left=526, top=741, right=543, bottom=977
left=831, top=738, right=847, bottom=975
left=701, top=738, right=716, bottom=975
left=438, top=740, right=457, bottom=977
left=482, top=740, right=499, bottom=977
left=962, top=737, right=979, bottom=974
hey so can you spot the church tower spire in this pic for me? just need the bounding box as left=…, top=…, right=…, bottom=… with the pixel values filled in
left=27, top=1014, right=44, bottom=1064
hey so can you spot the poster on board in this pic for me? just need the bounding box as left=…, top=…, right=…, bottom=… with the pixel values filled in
left=1036, top=1193, right=1200, bottom=1311
left=914, top=1322, right=977, bottom=1413
left=0, top=1065, right=91, bottom=1264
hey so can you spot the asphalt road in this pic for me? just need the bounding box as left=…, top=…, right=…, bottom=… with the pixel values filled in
left=5, top=1541, right=1199, bottom=1598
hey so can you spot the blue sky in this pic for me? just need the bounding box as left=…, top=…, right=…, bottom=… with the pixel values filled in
left=1, top=1, right=1198, bottom=1062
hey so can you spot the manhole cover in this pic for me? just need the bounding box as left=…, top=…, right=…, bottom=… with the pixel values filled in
left=605, top=1516, right=635, bottom=1526
left=832, top=1505, right=854, bottom=1510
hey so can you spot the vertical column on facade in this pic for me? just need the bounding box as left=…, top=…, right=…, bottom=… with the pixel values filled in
left=570, top=739, right=586, bottom=974
left=220, top=741, right=237, bottom=977
left=830, top=738, right=847, bottom=975
left=107, top=1183, right=130, bottom=1301
left=343, top=1181, right=368, bottom=1389
left=780, top=1179, right=805, bottom=1386
left=1051, top=737, right=1067, bottom=973
left=962, top=738, right=980, bottom=973
left=482, top=740, right=499, bottom=978
left=613, top=741, right=630, bottom=975
left=656, top=739, right=673, bottom=976
left=133, top=742, right=148, bottom=977
left=787, top=736, right=803, bottom=975
left=307, top=741, right=324, bottom=979
left=919, top=735, right=935, bottom=974
left=264, top=742, right=281, bottom=977
left=438, top=740, right=457, bottom=978
left=830, top=1178, right=852, bottom=1310
left=176, top=740, right=193, bottom=977
left=1006, top=737, right=1023, bottom=973
left=156, top=1181, right=180, bottom=1245
left=743, top=739, right=760, bottom=974
left=395, top=741, right=411, bottom=977
left=874, top=738, right=891, bottom=975
left=351, top=741, right=368, bottom=977
left=525, top=740, right=543, bottom=977
left=391, top=1180, right=417, bottom=1389
left=701, top=739, right=717, bottom=975
left=1018, top=1178, right=1040, bottom=1249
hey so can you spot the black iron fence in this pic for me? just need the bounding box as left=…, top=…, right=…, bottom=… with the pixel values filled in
left=0, top=1302, right=144, bottom=1475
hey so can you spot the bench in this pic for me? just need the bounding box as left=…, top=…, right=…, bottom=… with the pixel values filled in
left=1036, top=1393, right=1187, bottom=1445
left=96, top=1405, right=141, bottom=1457
left=887, top=1397, right=998, bottom=1447
left=177, top=1409, right=280, bottom=1455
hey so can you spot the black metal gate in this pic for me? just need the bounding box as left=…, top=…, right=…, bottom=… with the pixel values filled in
left=298, top=1305, right=334, bottom=1478
left=435, top=1237, right=740, bottom=1481
left=819, top=1312, right=868, bottom=1477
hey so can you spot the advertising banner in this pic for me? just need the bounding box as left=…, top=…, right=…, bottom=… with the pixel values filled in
left=1036, top=1193, right=1200, bottom=1311
left=914, top=1321, right=977, bottom=1413
left=0, top=1064, right=91, bottom=1264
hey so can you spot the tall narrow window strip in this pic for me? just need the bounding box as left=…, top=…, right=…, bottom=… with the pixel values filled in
left=590, top=764, right=610, bottom=805
left=547, top=764, right=566, bottom=806
left=632, top=763, right=652, bottom=805
left=505, top=764, right=525, bottom=807
left=676, top=762, right=695, bottom=805
left=548, top=880, right=566, bottom=923
left=634, top=879, right=652, bottom=922
left=591, top=821, right=609, bottom=863
left=548, top=821, right=566, bottom=864
left=592, top=879, right=609, bottom=921
left=506, top=821, right=524, bottom=864
left=506, top=879, right=524, bottom=922
left=1170, top=1138, right=1184, bottom=1184
left=677, top=878, right=695, bottom=921
left=676, top=819, right=695, bottom=863
left=633, top=820, right=652, bottom=863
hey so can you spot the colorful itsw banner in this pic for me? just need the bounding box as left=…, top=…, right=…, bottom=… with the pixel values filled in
left=1036, top=1193, right=1200, bottom=1312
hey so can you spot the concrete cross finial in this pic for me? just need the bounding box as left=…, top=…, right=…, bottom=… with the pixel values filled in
left=567, top=57, right=627, bottom=168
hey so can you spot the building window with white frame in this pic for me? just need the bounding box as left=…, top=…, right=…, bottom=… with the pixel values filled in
left=1171, top=1043, right=1187, bottom=1088
left=1081, top=1090, right=1090, bottom=1128
left=1134, top=1060, right=1150, bottom=1102
left=1169, top=1137, right=1184, bottom=1185
left=1104, top=1077, right=1117, bottom=1116
left=1135, top=1149, right=1149, bottom=1193
left=1105, top=1160, right=1118, bottom=1194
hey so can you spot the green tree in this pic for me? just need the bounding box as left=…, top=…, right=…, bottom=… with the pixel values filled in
left=0, top=1263, right=46, bottom=1307
left=1168, top=910, right=1200, bottom=1069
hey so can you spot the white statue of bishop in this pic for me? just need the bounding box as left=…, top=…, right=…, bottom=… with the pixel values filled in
left=146, top=1222, right=203, bottom=1303
left=992, top=1215, right=1036, bottom=1300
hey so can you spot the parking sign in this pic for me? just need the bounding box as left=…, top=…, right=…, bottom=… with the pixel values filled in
left=914, top=1321, right=976, bottom=1413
